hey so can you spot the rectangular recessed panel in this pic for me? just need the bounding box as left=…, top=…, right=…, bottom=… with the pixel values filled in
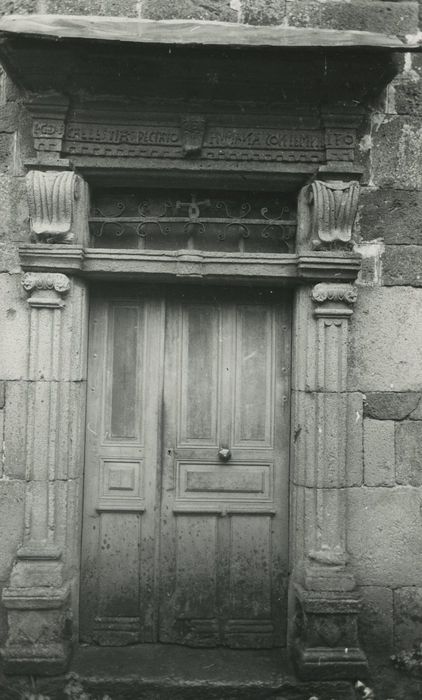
left=233, top=305, right=273, bottom=446
left=97, top=512, right=141, bottom=618
left=109, top=305, right=140, bottom=440
left=229, top=515, right=272, bottom=617
left=177, top=462, right=272, bottom=501
left=97, top=460, right=144, bottom=511
left=175, top=515, right=218, bottom=618
left=186, top=470, right=264, bottom=493
left=179, top=304, right=219, bottom=445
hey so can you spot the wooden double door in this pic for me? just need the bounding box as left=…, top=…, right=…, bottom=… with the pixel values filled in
left=80, top=285, right=291, bottom=648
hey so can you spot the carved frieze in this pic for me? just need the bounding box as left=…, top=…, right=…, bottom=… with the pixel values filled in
left=26, top=170, right=80, bottom=243
left=27, top=94, right=70, bottom=158
left=29, top=108, right=357, bottom=167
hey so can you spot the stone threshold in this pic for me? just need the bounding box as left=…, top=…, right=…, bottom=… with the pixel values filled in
left=1, top=645, right=356, bottom=699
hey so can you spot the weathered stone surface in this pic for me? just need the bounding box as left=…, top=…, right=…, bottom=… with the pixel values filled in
left=0, top=0, right=37, bottom=14
left=382, top=245, right=422, bottom=286
left=241, top=0, right=285, bottom=24
left=364, top=392, right=421, bottom=420
left=359, top=586, right=393, bottom=653
left=3, top=380, right=27, bottom=479
left=363, top=419, right=395, bottom=486
left=42, top=0, right=138, bottom=15
left=0, top=175, right=29, bottom=242
left=0, top=133, right=14, bottom=174
left=394, top=73, right=422, bottom=117
left=358, top=188, right=422, bottom=245
left=287, top=1, right=418, bottom=35
left=348, top=486, right=422, bottom=586
left=143, top=0, right=237, bottom=21
left=410, top=398, right=422, bottom=419
left=0, top=240, right=20, bottom=273
left=349, top=287, right=422, bottom=391
left=0, top=480, right=24, bottom=580
left=0, top=103, right=20, bottom=133
left=396, top=421, right=422, bottom=486
left=394, top=587, right=422, bottom=650
left=372, top=116, right=422, bottom=189
left=293, top=391, right=363, bottom=488
left=0, top=273, right=29, bottom=381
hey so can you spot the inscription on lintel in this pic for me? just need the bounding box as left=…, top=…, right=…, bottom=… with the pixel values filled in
left=32, top=115, right=356, bottom=164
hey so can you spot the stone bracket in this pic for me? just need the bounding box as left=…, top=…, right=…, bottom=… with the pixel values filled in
left=298, top=179, right=360, bottom=253
left=26, top=169, right=89, bottom=245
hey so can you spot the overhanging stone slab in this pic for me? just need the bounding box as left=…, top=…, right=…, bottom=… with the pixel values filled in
left=0, top=15, right=414, bottom=50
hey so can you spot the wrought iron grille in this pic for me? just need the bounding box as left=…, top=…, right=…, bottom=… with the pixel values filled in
left=90, top=189, right=297, bottom=253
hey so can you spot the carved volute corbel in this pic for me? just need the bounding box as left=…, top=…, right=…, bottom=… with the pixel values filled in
left=297, top=179, right=360, bottom=252
left=22, top=272, right=70, bottom=308
left=26, top=169, right=88, bottom=244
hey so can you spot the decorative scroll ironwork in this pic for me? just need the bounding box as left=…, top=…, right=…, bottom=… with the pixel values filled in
left=90, top=189, right=297, bottom=253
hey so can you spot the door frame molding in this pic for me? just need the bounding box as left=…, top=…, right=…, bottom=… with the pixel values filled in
left=2, top=164, right=367, bottom=679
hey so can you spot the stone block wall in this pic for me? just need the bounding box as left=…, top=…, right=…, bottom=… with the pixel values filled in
left=0, top=0, right=422, bottom=665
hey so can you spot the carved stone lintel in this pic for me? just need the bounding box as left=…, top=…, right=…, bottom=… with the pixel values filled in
left=22, top=272, right=70, bottom=308
left=180, top=115, right=206, bottom=157
left=26, top=170, right=80, bottom=243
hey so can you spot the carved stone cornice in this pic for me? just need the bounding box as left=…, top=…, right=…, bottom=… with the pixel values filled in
left=22, top=272, right=70, bottom=308
left=26, top=170, right=81, bottom=243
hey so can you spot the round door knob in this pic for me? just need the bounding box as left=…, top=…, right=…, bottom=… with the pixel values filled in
left=218, top=447, right=231, bottom=462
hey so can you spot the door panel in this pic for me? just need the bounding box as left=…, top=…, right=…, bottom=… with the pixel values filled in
left=80, top=286, right=290, bottom=648
left=158, top=289, right=290, bottom=648
left=80, top=293, right=164, bottom=645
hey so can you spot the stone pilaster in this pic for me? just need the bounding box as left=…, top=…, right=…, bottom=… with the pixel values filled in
left=291, top=282, right=367, bottom=680
left=2, top=272, right=88, bottom=675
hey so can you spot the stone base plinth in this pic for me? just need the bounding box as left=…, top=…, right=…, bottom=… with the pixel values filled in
left=293, top=583, right=368, bottom=680
left=1, top=585, right=71, bottom=676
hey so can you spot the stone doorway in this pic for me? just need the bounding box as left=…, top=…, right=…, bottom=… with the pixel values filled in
left=80, top=284, right=291, bottom=648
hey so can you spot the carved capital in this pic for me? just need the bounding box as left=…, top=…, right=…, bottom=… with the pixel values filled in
left=26, top=170, right=80, bottom=243
left=180, top=115, right=206, bottom=157
left=311, top=283, right=357, bottom=315
left=22, top=272, right=70, bottom=308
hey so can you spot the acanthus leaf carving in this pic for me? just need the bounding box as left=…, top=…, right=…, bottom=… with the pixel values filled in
left=26, top=170, right=80, bottom=243
left=307, top=179, right=360, bottom=251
